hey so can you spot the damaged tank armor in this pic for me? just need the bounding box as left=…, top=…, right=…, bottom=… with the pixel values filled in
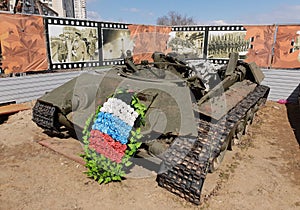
left=32, top=52, right=269, bottom=205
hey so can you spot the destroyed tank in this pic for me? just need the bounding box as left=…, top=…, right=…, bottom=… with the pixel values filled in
left=32, top=52, right=270, bottom=205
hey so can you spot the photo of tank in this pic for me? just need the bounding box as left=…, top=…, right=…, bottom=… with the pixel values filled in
left=48, top=25, right=99, bottom=63
left=208, top=31, right=250, bottom=59
left=167, top=31, right=205, bottom=60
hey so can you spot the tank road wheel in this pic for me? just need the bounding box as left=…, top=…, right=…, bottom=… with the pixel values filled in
left=210, top=147, right=227, bottom=173
left=233, top=119, right=246, bottom=145
left=257, top=97, right=267, bottom=107
left=252, top=98, right=266, bottom=120
left=233, top=100, right=263, bottom=146
left=209, top=133, right=232, bottom=173
left=253, top=103, right=259, bottom=114
left=244, top=107, right=255, bottom=134
left=147, top=140, right=169, bottom=158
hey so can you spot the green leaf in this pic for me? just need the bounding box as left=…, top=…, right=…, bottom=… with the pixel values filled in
left=135, top=127, right=141, bottom=134
left=128, top=143, right=136, bottom=150
left=112, top=175, right=122, bottom=181
left=104, top=177, right=112, bottom=183
left=135, top=142, right=142, bottom=148
left=129, top=137, right=136, bottom=143
left=98, top=177, right=104, bottom=184
left=119, top=171, right=126, bottom=177
left=124, top=161, right=132, bottom=167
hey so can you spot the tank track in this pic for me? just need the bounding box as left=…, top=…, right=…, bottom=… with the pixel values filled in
left=32, top=101, right=59, bottom=131
left=156, top=84, right=270, bottom=205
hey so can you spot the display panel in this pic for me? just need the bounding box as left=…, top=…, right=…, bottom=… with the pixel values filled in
left=168, top=27, right=206, bottom=60
left=46, top=17, right=101, bottom=70
left=100, top=22, right=132, bottom=66
left=207, top=26, right=249, bottom=63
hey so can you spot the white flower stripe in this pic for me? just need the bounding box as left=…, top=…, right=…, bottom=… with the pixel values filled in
left=100, top=98, right=138, bottom=126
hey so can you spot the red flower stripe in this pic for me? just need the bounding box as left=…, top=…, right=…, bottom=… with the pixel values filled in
left=90, top=130, right=127, bottom=152
left=89, top=130, right=127, bottom=163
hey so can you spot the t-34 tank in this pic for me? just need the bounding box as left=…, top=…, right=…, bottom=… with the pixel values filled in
left=32, top=52, right=270, bottom=205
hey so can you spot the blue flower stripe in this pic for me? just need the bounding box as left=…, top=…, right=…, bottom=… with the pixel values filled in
left=92, top=112, right=132, bottom=144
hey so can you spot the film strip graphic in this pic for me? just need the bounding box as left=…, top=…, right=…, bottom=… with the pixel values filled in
left=206, top=25, right=248, bottom=63
left=170, top=25, right=247, bottom=63
left=45, top=17, right=102, bottom=70
left=207, top=25, right=246, bottom=31
left=100, top=22, right=130, bottom=66
left=172, top=26, right=207, bottom=32
left=170, top=26, right=207, bottom=60
left=44, top=17, right=249, bottom=70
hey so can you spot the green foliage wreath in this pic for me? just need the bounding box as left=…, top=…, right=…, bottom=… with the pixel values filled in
left=81, top=90, right=146, bottom=184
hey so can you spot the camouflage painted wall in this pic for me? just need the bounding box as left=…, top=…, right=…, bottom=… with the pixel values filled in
left=0, top=13, right=48, bottom=74
left=127, top=25, right=172, bottom=63
left=272, top=25, right=300, bottom=69
left=244, top=25, right=276, bottom=68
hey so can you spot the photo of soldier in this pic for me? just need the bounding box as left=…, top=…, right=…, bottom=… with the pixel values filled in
left=71, top=31, right=87, bottom=62
left=48, top=24, right=99, bottom=64
left=57, top=34, right=68, bottom=62
left=50, top=34, right=67, bottom=63
left=208, top=31, right=249, bottom=59
left=86, top=30, right=98, bottom=60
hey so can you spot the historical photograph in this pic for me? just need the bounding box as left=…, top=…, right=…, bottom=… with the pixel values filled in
left=208, top=31, right=249, bottom=59
left=167, top=31, right=205, bottom=59
left=293, top=30, right=300, bottom=52
left=102, top=29, right=134, bottom=61
left=296, top=30, right=300, bottom=62
left=48, top=25, right=99, bottom=63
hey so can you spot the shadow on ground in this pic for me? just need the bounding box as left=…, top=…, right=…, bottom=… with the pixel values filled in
left=286, top=102, right=300, bottom=146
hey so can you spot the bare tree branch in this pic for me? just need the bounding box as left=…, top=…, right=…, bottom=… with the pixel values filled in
left=156, top=11, right=196, bottom=26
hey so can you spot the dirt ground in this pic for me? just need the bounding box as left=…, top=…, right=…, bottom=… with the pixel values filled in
left=0, top=100, right=299, bottom=210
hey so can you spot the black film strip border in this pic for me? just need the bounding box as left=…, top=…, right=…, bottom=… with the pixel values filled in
left=102, top=60, right=125, bottom=66
left=46, top=17, right=99, bottom=27
left=208, top=25, right=246, bottom=31
left=207, top=59, right=229, bottom=64
left=51, top=62, right=102, bottom=70
left=172, top=26, right=206, bottom=31
left=100, top=22, right=129, bottom=29
left=171, top=25, right=245, bottom=31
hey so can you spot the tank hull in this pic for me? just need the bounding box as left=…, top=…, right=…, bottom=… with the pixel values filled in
left=32, top=52, right=270, bottom=205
